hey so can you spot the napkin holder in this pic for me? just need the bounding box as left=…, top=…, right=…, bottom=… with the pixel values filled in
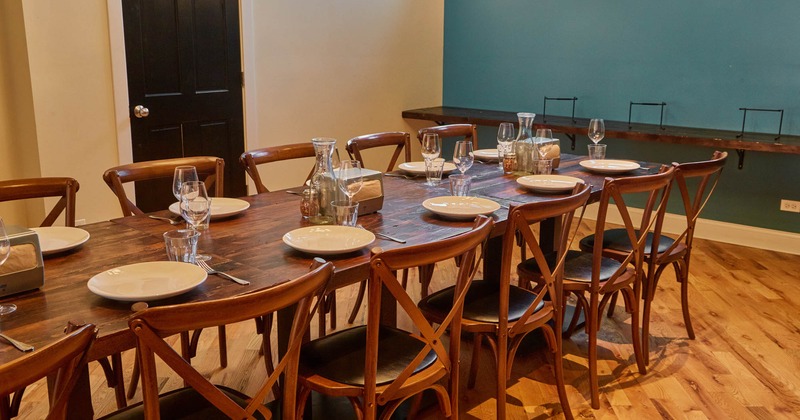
left=0, top=225, right=44, bottom=298
left=327, top=168, right=384, bottom=215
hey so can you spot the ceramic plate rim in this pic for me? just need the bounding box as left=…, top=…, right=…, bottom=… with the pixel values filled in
left=422, top=196, right=501, bottom=220
left=516, top=175, right=584, bottom=193
left=30, top=226, right=90, bottom=255
left=282, top=226, right=375, bottom=255
left=169, top=197, right=250, bottom=220
left=474, top=148, right=499, bottom=161
left=87, top=261, right=207, bottom=302
left=579, top=159, right=641, bottom=174
left=398, top=161, right=458, bottom=175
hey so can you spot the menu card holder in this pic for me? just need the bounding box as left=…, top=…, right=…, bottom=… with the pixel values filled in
left=0, top=226, right=44, bottom=298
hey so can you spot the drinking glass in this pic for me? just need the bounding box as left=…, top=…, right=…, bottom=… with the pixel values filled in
left=337, top=160, right=363, bottom=204
left=497, top=123, right=516, bottom=169
left=180, top=181, right=211, bottom=261
left=452, top=140, right=474, bottom=174
left=0, top=218, right=14, bottom=316
left=588, top=119, right=605, bottom=144
left=173, top=166, right=199, bottom=201
left=421, top=133, right=441, bottom=186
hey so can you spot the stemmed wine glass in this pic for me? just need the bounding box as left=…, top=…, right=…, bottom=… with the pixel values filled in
left=173, top=166, right=199, bottom=201
left=179, top=181, right=211, bottom=261
left=453, top=140, right=474, bottom=174
left=421, top=133, right=441, bottom=186
left=497, top=122, right=516, bottom=169
left=0, top=218, right=14, bottom=316
left=588, top=119, right=605, bottom=144
left=337, top=160, right=363, bottom=204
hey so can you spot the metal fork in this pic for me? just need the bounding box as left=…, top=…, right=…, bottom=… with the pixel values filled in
left=196, top=260, right=250, bottom=285
left=0, top=332, right=34, bottom=352
left=148, top=215, right=183, bottom=225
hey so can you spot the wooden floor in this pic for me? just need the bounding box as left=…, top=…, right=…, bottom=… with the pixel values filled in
left=12, top=221, right=800, bottom=419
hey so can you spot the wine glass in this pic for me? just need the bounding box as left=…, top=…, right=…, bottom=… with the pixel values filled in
left=421, top=133, right=441, bottom=162
left=173, top=166, right=199, bottom=201
left=180, top=181, right=211, bottom=261
left=588, top=119, right=605, bottom=144
left=337, top=160, right=363, bottom=204
left=453, top=140, right=474, bottom=174
left=0, top=218, right=15, bottom=316
left=497, top=122, right=516, bottom=169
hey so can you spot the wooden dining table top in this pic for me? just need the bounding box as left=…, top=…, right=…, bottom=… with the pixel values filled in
left=0, top=153, right=664, bottom=365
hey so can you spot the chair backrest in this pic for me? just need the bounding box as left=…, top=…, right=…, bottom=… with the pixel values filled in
left=501, top=184, right=591, bottom=336
left=239, top=143, right=316, bottom=194
left=345, top=132, right=411, bottom=172
left=364, top=216, right=494, bottom=411
left=103, top=156, right=224, bottom=217
left=417, top=124, right=478, bottom=151
left=131, top=260, right=332, bottom=420
left=590, top=166, right=676, bottom=292
left=0, top=324, right=97, bottom=420
left=0, top=177, right=80, bottom=227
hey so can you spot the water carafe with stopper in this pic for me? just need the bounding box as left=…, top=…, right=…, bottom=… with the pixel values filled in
left=309, top=137, right=337, bottom=224
left=513, top=112, right=536, bottom=174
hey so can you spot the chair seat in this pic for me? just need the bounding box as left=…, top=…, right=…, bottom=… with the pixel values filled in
left=419, top=280, right=544, bottom=323
left=519, top=250, right=623, bottom=283
left=100, top=385, right=272, bottom=420
left=300, top=325, right=437, bottom=387
left=580, top=229, right=676, bottom=255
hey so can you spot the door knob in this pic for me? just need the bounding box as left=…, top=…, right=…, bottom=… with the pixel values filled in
left=133, top=105, right=150, bottom=118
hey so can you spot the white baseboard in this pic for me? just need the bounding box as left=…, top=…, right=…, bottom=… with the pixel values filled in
left=581, top=204, right=800, bottom=256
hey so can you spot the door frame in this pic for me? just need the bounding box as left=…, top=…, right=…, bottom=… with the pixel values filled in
left=105, top=0, right=259, bottom=196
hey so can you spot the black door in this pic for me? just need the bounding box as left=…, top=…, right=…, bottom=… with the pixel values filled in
left=122, top=0, right=246, bottom=212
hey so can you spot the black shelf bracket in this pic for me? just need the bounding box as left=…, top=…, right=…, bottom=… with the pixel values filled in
left=736, top=149, right=746, bottom=170
left=543, top=96, right=577, bottom=123
left=566, top=134, right=576, bottom=150
left=628, top=101, right=667, bottom=129
left=736, top=107, right=783, bottom=140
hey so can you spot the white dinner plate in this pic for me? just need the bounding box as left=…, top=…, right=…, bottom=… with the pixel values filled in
left=169, top=197, right=251, bottom=220
left=474, top=149, right=499, bottom=161
left=31, top=227, right=90, bottom=256
left=579, top=159, right=641, bottom=174
left=283, top=226, right=375, bottom=255
left=398, top=161, right=458, bottom=176
left=422, top=196, right=501, bottom=220
left=87, top=261, right=207, bottom=302
left=517, top=175, right=584, bottom=193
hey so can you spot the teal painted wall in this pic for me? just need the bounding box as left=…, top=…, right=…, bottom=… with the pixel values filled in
left=444, top=1, right=800, bottom=234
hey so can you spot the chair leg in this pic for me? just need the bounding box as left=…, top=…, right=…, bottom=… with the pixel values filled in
left=218, top=326, right=227, bottom=368
left=418, top=264, right=435, bottom=298
left=588, top=293, right=600, bottom=409
left=606, top=291, right=619, bottom=317
left=621, top=288, right=647, bottom=375
left=467, top=333, right=483, bottom=389
left=678, top=260, right=695, bottom=339
left=496, top=327, right=508, bottom=420
left=542, top=325, right=574, bottom=420
left=318, top=290, right=336, bottom=337
left=347, top=280, right=367, bottom=324
left=110, top=353, right=127, bottom=409
left=127, top=350, right=140, bottom=400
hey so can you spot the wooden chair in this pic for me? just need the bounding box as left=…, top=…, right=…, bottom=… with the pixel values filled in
left=0, top=177, right=80, bottom=226
left=419, top=184, right=589, bottom=419
left=0, top=324, right=97, bottom=420
left=296, top=216, right=494, bottom=419
left=579, top=151, right=727, bottom=363
left=417, top=123, right=478, bottom=151
left=239, top=142, right=316, bottom=194
left=519, top=165, right=675, bottom=409
left=102, top=156, right=224, bottom=217
left=345, top=132, right=411, bottom=172
left=102, top=261, right=332, bottom=420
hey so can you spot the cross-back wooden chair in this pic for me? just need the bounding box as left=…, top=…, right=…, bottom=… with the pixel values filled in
left=296, top=216, right=494, bottom=419
left=102, top=261, right=332, bottom=420
left=417, top=123, right=478, bottom=152
left=0, top=324, right=97, bottom=420
left=419, top=184, right=589, bottom=419
left=239, top=143, right=316, bottom=194
left=345, top=132, right=411, bottom=172
left=0, top=177, right=80, bottom=227
left=103, top=156, right=224, bottom=217
left=579, top=151, right=727, bottom=364
left=519, top=165, right=674, bottom=409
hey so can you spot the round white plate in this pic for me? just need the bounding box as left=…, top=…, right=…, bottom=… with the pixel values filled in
left=517, top=175, right=584, bottom=193
left=579, top=159, right=641, bottom=174
left=169, top=197, right=251, bottom=220
left=474, top=149, right=499, bottom=161
left=398, top=161, right=457, bottom=176
left=31, top=227, right=90, bottom=256
left=87, top=261, right=207, bottom=302
left=422, top=196, right=501, bottom=220
left=283, top=226, right=375, bottom=255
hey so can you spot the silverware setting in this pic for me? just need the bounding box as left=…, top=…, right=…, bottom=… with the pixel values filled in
left=0, top=332, right=34, bottom=352
left=196, top=260, right=250, bottom=285
left=358, top=225, right=406, bottom=244
left=148, top=215, right=183, bottom=225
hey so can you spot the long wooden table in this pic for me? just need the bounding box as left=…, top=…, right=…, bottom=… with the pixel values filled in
left=0, top=154, right=661, bottom=417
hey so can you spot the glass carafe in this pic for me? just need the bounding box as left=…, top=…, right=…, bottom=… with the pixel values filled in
left=309, top=137, right=337, bottom=224
left=513, top=112, right=536, bottom=174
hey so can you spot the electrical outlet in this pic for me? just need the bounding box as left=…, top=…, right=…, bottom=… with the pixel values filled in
left=780, top=199, right=800, bottom=213
left=76, top=219, right=87, bottom=226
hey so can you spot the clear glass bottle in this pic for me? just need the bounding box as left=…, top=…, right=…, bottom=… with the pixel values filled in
left=513, top=112, right=536, bottom=174
left=309, top=137, right=337, bottom=224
